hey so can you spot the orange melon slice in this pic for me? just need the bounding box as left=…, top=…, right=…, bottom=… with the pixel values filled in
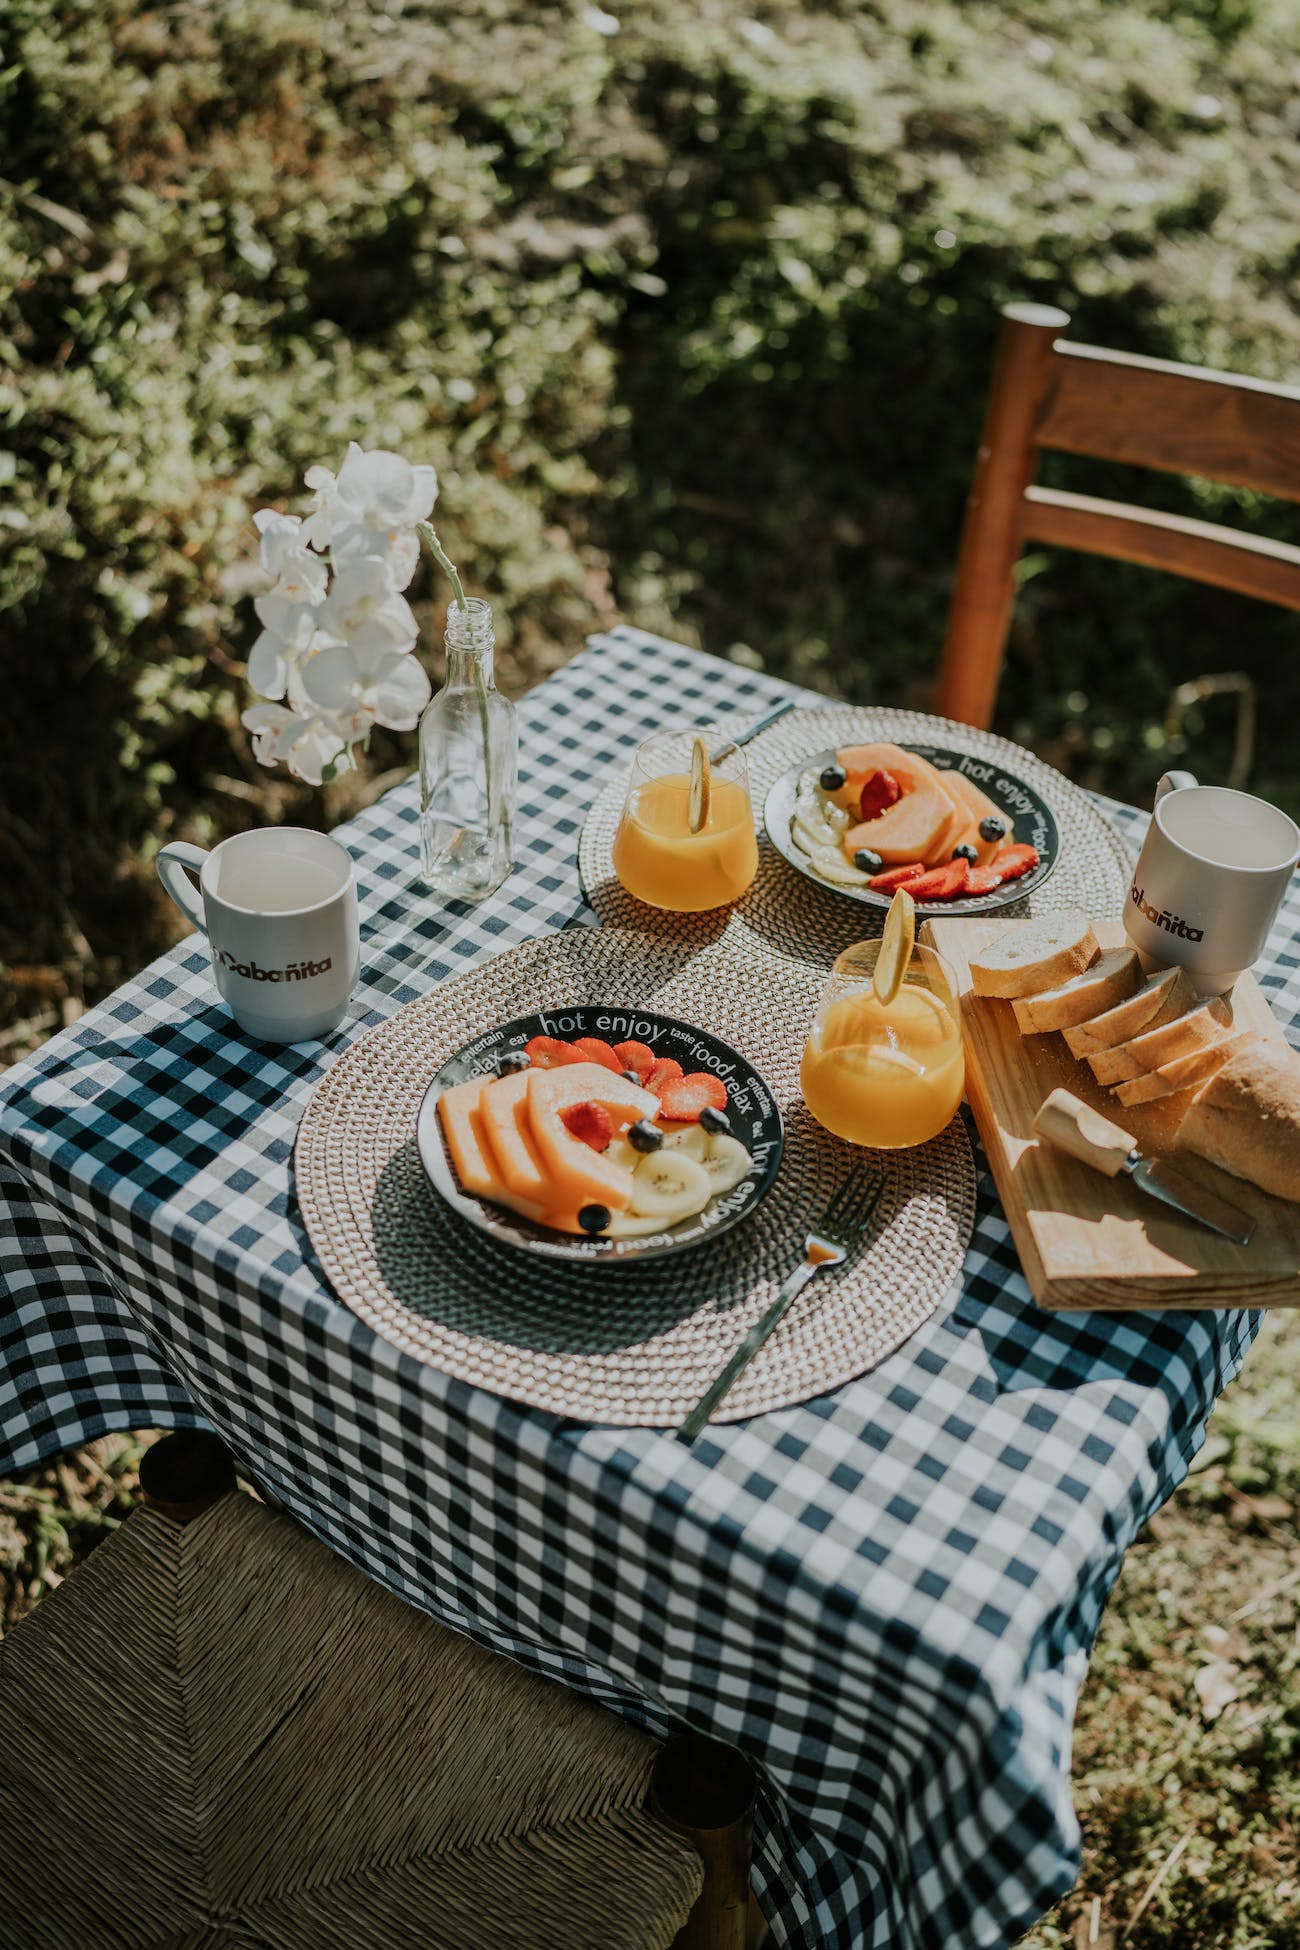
left=436, top=1080, right=552, bottom=1224
left=477, top=1069, right=551, bottom=1203
left=437, top=1077, right=497, bottom=1197
left=526, top=1063, right=658, bottom=1212
left=843, top=782, right=954, bottom=865
left=938, top=769, right=1013, bottom=864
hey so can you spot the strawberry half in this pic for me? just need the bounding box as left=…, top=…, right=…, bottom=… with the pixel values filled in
left=645, top=1057, right=684, bottom=1094
left=993, top=842, right=1040, bottom=882
left=524, top=1034, right=584, bottom=1069
left=868, top=861, right=928, bottom=892
left=559, top=1100, right=614, bottom=1150
left=613, top=1039, right=655, bottom=1082
left=905, top=858, right=972, bottom=901
left=857, top=768, right=902, bottom=822
left=570, top=1036, right=622, bottom=1072
left=657, top=1073, right=728, bottom=1123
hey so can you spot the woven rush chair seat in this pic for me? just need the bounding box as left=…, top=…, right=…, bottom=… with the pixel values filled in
left=0, top=1477, right=703, bottom=1950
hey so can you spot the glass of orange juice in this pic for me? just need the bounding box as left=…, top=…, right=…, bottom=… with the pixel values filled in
left=611, top=726, right=758, bottom=911
left=800, top=936, right=965, bottom=1148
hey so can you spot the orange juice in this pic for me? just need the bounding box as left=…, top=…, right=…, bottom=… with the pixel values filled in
left=612, top=774, right=758, bottom=911
left=800, top=983, right=964, bottom=1147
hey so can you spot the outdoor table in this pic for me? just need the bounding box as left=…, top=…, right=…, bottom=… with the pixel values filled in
left=1, top=626, right=1290, bottom=1949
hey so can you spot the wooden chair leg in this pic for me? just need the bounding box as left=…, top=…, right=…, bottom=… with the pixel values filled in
left=651, top=1733, right=756, bottom=1950
left=137, top=1428, right=237, bottom=1524
left=932, top=301, right=1070, bottom=730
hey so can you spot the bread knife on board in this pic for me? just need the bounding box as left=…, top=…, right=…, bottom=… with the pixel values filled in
left=1033, top=1090, right=1255, bottom=1247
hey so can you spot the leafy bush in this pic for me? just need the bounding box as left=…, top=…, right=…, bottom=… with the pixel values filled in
left=2, top=0, right=1298, bottom=987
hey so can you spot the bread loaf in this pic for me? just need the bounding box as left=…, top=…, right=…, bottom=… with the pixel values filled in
left=1012, top=947, right=1141, bottom=1034
left=1112, top=1030, right=1259, bottom=1107
left=969, top=912, right=1099, bottom=1000
left=1062, top=965, right=1195, bottom=1057
left=1087, top=996, right=1232, bottom=1086
left=1177, top=1041, right=1300, bottom=1203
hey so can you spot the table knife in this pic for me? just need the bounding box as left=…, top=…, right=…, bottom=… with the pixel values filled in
left=1032, top=1089, right=1255, bottom=1246
left=709, top=697, right=796, bottom=764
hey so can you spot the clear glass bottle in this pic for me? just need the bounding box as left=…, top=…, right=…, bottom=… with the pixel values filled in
left=418, top=597, right=517, bottom=900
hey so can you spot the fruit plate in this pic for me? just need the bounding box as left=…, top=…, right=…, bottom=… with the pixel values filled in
left=763, top=743, right=1062, bottom=917
left=415, top=1007, right=785, bottom=1265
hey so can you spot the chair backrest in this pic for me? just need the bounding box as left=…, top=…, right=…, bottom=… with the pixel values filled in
left=932, top=301, right=1300, bottom=729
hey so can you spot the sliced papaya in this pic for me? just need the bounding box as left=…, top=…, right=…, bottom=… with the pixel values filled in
left=843, top=782, right=954, bottom=866
left=937, top=769, right=1013, bottom=864
left=478, top=1068, right=550, bottom=1203
left=437, top=1077, right=496, bottom=1198
left=526, top=1063, right=658, bottom=1212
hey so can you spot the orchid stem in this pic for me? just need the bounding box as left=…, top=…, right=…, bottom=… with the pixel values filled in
left=417, top=521, right=469, bottom=613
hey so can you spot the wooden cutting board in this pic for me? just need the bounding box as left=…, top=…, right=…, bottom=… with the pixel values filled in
left=924, top=917, right=1300, bottom=1310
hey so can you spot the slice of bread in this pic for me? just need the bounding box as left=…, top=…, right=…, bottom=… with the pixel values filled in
left=1112, top=1030, right=1259, bottom=1107
left=1062, top=965, right=1193, bottom=1056
left=1087, top=995, right=1233, bottom=1086
left=1177, top=1040, right=1300, bottom=1203
left=969, top=912, right=1100, bottom=1001
left=1012, top=946, right=1141, bottom=1034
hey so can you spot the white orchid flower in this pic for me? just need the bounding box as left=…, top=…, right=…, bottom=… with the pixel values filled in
left=300, top=464, right=341, bottom=551
left=246, top=627, right=300, bottom=701
left=253, top=536, right=328, bottom=654
left=298, top=637, right=433, bottom=732
left=324, top=444, right=438, bottom=583
left=241, top=702, right=356, bottom=787
left=253, top=509, right=317, bottom=581
left=318, top=557, right=418, bottom=656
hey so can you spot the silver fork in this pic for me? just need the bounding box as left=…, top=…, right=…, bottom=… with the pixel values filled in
left=680, top=1168, right=888, bottom=1440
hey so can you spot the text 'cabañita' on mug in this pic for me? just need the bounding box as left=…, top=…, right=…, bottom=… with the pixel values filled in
left=156, top=828, right=360, bottom=1044
left=1124, top=770, right=1300, bottom=996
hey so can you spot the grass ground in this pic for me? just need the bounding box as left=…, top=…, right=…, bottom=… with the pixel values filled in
left=4, top=1316, right=1299, bottom=1946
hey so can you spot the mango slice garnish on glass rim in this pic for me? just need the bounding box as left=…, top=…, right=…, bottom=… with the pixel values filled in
left=688, top=734, right=711, bottom=833
left=873, top=886, right=916, bottom=1008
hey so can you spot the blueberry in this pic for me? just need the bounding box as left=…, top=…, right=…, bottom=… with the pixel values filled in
left=853, top=848, right=883, bottom=874
left=621, top=1068, right=643, bottom=1084
left=819, top=762, right=847, bottom=792
left=578, top=1203, right=612, bottom=1234
left=628, top=1118, right=664, bottom=1153
left=952, top=843, right=979, bottom=864
left=699, top=1104, right=731, bottom=1136
left=978, top=816, right=1007, bottom=842
left=498, top=1050, right=531, bottom=1074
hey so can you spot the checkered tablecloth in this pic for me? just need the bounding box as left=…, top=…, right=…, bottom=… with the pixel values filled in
left=4, top=628, right=1297, bottom=1949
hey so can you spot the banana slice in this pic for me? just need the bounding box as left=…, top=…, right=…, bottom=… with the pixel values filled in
left=604, top=1137, right=638, bottom=1172
left=604, top=1210, right=674, bottom=1238
left=659, top=1123, right=710, bottom=1161
left=629, top=1149, right=712, bottom=1222
left=701, top=1132, right=752, bottom=1193
left=808, top=845, right=870, bottom=887
left=792, top=813, right=831, bottom=857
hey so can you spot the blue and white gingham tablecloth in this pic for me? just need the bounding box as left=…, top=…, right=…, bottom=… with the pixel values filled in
left=4, top=628, right=1298, bottom=1949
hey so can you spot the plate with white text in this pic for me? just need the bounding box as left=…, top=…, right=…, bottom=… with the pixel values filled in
left=763, top=741, right=1062, bottom=916
left=416, top=1006, right=785, bottom=1265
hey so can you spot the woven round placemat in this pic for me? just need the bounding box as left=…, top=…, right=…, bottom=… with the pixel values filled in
left=580, top=704, right=1136, bottom=966
left=295, top=926, right=976, bottom=1426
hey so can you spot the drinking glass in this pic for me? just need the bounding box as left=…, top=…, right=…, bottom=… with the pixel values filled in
left=800, top=938, right=965, bottom=1147
left=611, top=726, right=758, bottom=911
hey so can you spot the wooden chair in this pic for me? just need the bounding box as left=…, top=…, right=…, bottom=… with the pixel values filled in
left=932, top=301, right=1300, bottom=730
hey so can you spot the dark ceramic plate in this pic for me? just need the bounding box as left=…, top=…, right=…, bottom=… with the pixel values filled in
left=416, top=1006, right=784, bottom=1265
left=763, top=743, right=1061, bottom=917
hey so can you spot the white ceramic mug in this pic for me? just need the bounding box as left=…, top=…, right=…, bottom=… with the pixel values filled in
left=1124, top=771, right=1300, bottom=994
left=157, top=828, right=360, bottom=1043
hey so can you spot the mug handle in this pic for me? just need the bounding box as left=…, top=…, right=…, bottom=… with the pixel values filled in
left=1155, top=769, right=1197, bottom=804
left=156, top=842, right=209, bottom=937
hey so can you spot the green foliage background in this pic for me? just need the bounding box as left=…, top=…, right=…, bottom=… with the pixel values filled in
left=2, top=0, right=1298, bottom=982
